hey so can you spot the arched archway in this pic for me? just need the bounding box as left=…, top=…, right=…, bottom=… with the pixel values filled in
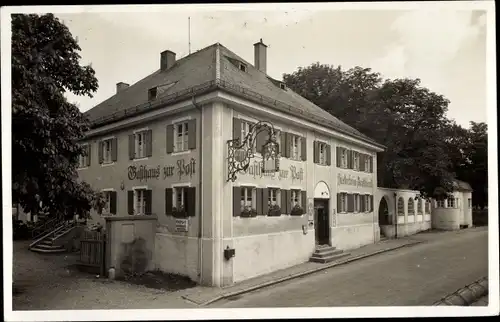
left=378, top=196, right=391, bottom=237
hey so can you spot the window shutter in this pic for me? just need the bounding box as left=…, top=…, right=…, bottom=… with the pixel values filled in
left=86, top=145, right=91, bottom=167
left=347, top=194, right=353, bottom=213
left=313, top=141, right=319, bottom=164
left=110, top=191, right=117, bottom=215
left=370, top=195, right=374, bottom=212
left=284, top=132, right=291, bottom=158
left=233, top=118, right=241, bottom=142
left=166, top=125, right=174, bottom=154
left=111, top=138, right=118, bottom=162
left=186, top=187, right=196, bottom=216
left=188, top=119, right=197, bottom=149
left=337, top=193, right=341, bottom=212
left=233, top=186, right=241, bottom=217
left=280, top=132, right=287, bottom=158
left=347, top=149, right=352, bottom=169
left=146, top=130, right=153, bottom=157
left=369, top=156, right=374, bottom=173
left=144, top=190, right=152, bottom=215
left=286, top=190, right=293, bottom=214
left=360, top=154, right=365, bottom=171
left=336, top=146, right=341, bottom=167
left=301, top=191, right=307, bottom=214
left=281, top=189, right=288, bottom=214
left=256, top=188, right=263, bottom=215
left=326, top=144, right=331, bottom=166
left=98, top=141, right=103, bottom=164
left=165, top=188, right=173, bottom=215
left=129, top=134, right=135, bottom=160
left=301, top=137, right=307, bottom=161
left=256, top=129, right=266, bottom=154
left=261, top=188, right=269, bottom=215
left=127, top=190, right=134, bottom=215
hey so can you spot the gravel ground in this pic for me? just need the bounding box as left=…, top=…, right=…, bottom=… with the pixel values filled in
left=12, top=241, right=197, bottom=310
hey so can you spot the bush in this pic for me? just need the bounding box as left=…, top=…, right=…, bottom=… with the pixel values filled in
left=268, top=204, right=281, bottom=217
left=241, top=206, right=258, bottom=218
left=290, top=204, right=305, bottom=216
left=13, top=220, right=33, bottom=240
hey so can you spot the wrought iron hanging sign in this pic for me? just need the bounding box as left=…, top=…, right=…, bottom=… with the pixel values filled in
left=227, top=121, right=280, bottom=182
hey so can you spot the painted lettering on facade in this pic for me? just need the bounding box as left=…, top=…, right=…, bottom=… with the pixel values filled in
left=243, top=160, right=304, bottom=182
left=128, top=158, right=196, bottom=182
left=337, top=174, right=373, bottom=188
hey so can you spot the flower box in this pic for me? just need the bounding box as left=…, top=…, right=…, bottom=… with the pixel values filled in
left=290, top=204, right=304, bottom=216
left=241, top=206, right=258, bottom=218
left=171, top=206, right=188, bottom=218
left=268, top=204, right=282, bottom=217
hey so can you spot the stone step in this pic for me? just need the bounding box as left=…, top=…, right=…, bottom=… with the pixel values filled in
left=314, top=246, right=337, bottom=255
left=30, top=246, right=66, bottom=254
left=40, top=239, right=54, bottom=246
left=34, top=243, right=64, bottom=250
left=309, top=252, right=350, bottom=264
left=312, top=248, right=344, bottom=258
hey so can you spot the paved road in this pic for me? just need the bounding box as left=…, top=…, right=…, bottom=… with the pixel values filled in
left=210, top=228, right=488, bottom=307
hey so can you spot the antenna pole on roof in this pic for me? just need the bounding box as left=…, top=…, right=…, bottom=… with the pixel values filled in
left=188, top=17, right=191, bottom=55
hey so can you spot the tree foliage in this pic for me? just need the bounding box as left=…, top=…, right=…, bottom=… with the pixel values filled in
left=284, top=63, right=487, bottom=201
left=12, top=13, right=104, bottom=219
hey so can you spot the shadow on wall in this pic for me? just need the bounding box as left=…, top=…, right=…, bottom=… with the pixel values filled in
left=472, top=210, right=488, bottom=227
left=119, top=237, right=151, bottom=275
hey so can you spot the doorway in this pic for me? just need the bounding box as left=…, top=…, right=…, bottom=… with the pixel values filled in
left=314, top=199, right=330, bottom=246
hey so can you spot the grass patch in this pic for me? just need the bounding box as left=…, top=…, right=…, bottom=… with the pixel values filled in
left=118, top=270, right=197, bottom=292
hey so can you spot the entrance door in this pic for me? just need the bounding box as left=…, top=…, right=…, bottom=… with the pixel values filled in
left=314, top=199, right=330, bottom=245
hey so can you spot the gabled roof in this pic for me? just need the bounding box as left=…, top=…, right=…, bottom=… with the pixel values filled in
left=84, top=42, right=384, bottom=149
left=452, top=179, right=473, bottom=192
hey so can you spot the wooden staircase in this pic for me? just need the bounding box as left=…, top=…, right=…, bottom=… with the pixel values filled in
left=29, top=221, right=76, bottom=254
left=309, top=244, right=350, bottom=264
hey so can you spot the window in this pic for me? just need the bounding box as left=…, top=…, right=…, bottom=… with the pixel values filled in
left=437, top=199, right=445, bottom=208
left=397, top=197, right=405, bottom=216
left=239, top=63, right=247, bottom=72
left=339, top=193, right=348, bottom=213
left=408, top=198, right=415, bottom=215
left=174, top=122, right=189, bottom=152
left=241, top=121, right=256, bottom=153
left=353, top=152, right=359, bottom=170
left=135, top=189, right=147, bottom=215
left=340, top=149, right=348, bottom=168
left=364, top=156, right=370, bottom=172
left=318, top=142, right=327, bottom=165
left=78, top=144, right=90, bottom=168
left=268, top=188, right=280, bottom=207
left=425, top=201, right=431, bottom=213
left=290, top=135, right=302, bottom=160
left=468, top=198, right=472, bottom=209
left=148, top=87, right=157, bottom=101
left=447, top=198, right=456, bottom=208
left=354, top=194, right=360, bottom=213
left=291, top=190, right=302, bottom=207
left=174, top=187, right=188, bottom=209
left=279, top=83, right=287, bottom=90
left=417, top=199, right=423, bottom=214
left=102, top=191, right=111, bottom=214
left=102, top=139, right=113, bottom=163
left=135, top=132, right=146, bottom=158
left=240, top=187, right=256, bottom=211
left=364, top=195, right=371, bottom=212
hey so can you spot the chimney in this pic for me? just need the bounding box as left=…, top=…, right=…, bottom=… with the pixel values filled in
left=160, top=50, right=176, bottom=71
left=116, top=82, right=129, bottom=93
left=254, top=38, right=267, bottom=73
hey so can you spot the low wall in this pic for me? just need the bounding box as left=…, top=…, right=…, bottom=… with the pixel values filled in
left=380, top=221, right=431, bottom=238
left=154, top=231, right=199, bottom=282
left=104, top=215, right=157, bottom=278
left=432, top=208, right=460, bottom=230
left=472, top=210, right=488, bottom=226
left=331, top=223, right=376, bottom=250
left=232, top=229, right=314, bottom=283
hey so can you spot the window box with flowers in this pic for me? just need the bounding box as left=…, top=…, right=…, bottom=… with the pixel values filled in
left=290, top=204, right=304, bottom=216
left=241, top=206, right=258, bottom=218
left=172, top=206, right=188, bottom=218
left=268, top=204, right=282, bottom=217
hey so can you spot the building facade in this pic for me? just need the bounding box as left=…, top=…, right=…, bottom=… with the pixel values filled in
left=431, top=180, right=473, bottom=230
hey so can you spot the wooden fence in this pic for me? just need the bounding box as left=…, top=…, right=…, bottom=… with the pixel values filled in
left=78, top=230, right=106, bottom=276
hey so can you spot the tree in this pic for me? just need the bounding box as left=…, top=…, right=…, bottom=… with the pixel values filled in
left=12, top=13, right=104, bottom=219
left=283, top=64, right=457, bottom=199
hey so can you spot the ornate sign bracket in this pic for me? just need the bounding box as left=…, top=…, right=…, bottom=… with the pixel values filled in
left=227, top=121, right=280, bottom=182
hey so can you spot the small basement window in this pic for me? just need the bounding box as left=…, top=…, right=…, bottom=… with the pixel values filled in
left=279, top=82, right=286, bottom=90
left=239, top=63, right=247, bottom=72
left=148, top=87, right=157, bottom=101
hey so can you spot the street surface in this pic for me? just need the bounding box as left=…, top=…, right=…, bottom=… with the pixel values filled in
left=209, top=228, right=488, bottom=307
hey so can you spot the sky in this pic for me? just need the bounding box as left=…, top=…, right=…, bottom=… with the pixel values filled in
left=55, top=3, right=489, bottom=129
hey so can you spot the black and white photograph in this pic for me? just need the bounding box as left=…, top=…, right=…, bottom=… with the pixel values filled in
left=2, top=1, right=497, bottom=321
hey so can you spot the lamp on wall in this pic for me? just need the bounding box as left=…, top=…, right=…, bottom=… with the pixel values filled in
left=120, top=181, right=125, bottom=191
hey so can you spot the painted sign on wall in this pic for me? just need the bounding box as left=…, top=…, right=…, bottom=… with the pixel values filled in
left=128, top=158, right=196, bottom=182
left=243, top=160, right=304, bottom=182
left=175, top=219, right=189, bottom=232
left=337, top=174, right=373, bottom=188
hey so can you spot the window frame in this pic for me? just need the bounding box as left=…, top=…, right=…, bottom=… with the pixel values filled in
left=446, top=198, right=456, bottom=208
left=268, top=188, right=281, bottom=207
left=364, top=194, right=371, bottom=213
left=340, top=149, right=348, bottom=168
left=353, top=194, right=360, bottom=213
left=364, top=156, right=370, bottom=172
left=102, top=138, right=113, bottom=164
left=174, top=121, right=189, bottom=153
left=437, top=199, right=445, bottom=208
left=339, top=192, right=348, bottom=213
left=240, top=186, right=257, bottom=211
left=291, top=189, right=302, bottom=207
left=78, top=144, right=90, bottom=168
left=318, top=142, right=327, bottom=165
left=134, top=131, right=147, bottom=159
left=353, top=152, right=359, bottom=170
left=173, top=186, right=188, bottom=209
left=134, top=189, right=147, bottom=215
left=290, top=135, right=302, bottom=160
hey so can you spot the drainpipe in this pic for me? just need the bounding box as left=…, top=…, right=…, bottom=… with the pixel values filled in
left=192, top=96, right=203, bottom=284
left=394, top=192, right=398, bottom=239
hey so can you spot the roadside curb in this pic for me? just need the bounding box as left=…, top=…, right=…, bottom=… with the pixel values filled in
left=194, top=239, right=424, bottom=306
left=433, top=277, right=488, bottom=306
